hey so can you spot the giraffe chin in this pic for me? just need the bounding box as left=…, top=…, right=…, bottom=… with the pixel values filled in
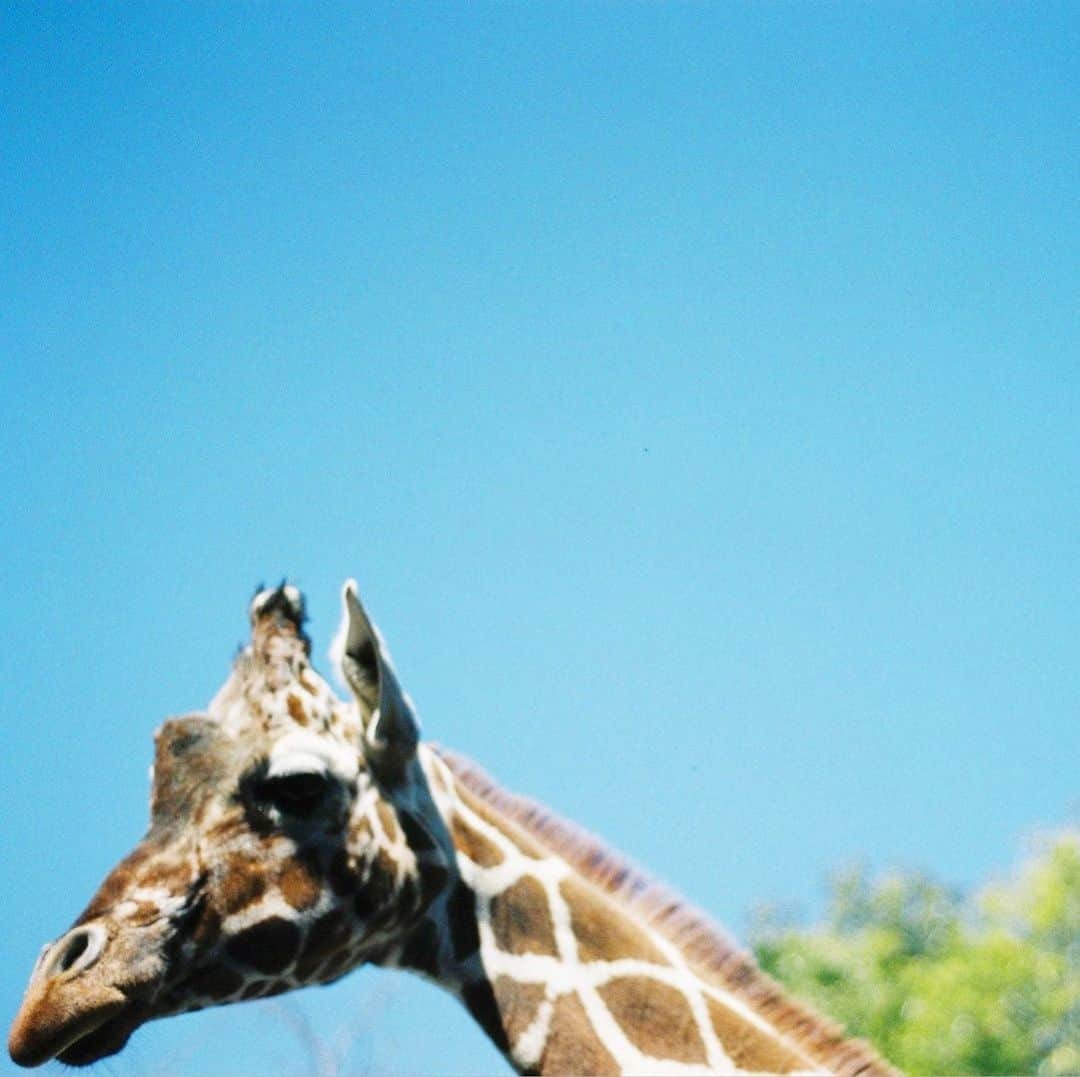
left=54, top=1006, right=142, bottom=1068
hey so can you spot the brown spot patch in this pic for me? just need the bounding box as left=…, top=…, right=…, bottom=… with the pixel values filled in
left=598, top=976, right=706, bottom=1064
left=705, top=993, right=805, bottom=1073
left=227, top=916, right=301, bottom=975
left=141, top=858, right=196, bottom=893
left=298, top=670, right=319, bottom=696
left=75, top=846, right=152, bottom=922
left=295, top=909, right=351, bottom=980
left=129, top=901, right=163, bottom=925
left=376, top=801, right=400, bottom=843
left=492, top=976, right=547, bottom=1047
left=490, top=875, right=558, bottom=957
left=219, top=857, right=267, bottom=915
left=192, top=906, right=222, bottom=948
left=279, top=861, right=321, bottom=911
left=286, top=693, right=309, bottom=726
left=375, top=847, right=398, bottom=879
left=186, top=963, right=244, bottom=1001
left=205, top=815, right=247, bottom=844
left=349, top=816, right=374, bottom=845
left=541, top=992, right=618, bottom=1074
left=560, top=877, right=669, bottom=965
left=451, top=815, right=504, bottom=867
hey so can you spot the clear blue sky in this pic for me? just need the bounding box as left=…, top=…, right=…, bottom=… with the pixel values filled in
left=2, top=5, right=1077, bottom=1074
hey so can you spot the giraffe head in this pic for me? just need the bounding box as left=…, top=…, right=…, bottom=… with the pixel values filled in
left=9, top=582, right=450, bottom=1068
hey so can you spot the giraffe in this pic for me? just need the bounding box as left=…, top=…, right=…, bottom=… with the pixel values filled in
left=9, top=581, right=894, bottom=1075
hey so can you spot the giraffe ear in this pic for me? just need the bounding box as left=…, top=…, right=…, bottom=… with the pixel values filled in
left=332, top=579, right=420, bottom=780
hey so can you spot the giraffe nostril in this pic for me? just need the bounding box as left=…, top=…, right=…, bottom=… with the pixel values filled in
left=45, top=924, right=107, bottom=979
left=58, top=932, right=89, bottom=972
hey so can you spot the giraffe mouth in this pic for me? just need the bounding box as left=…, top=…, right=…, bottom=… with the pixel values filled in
left=52, top=1002, right=144, bottom=1067
left=8, top=991, right=144, bottom=1070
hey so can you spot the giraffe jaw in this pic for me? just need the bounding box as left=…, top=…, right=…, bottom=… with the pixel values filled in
left=52, top=1001, right=145, bottom=1068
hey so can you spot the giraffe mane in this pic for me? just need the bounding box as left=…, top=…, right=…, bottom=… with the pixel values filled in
left=434, top=746, right=892, bottom=1077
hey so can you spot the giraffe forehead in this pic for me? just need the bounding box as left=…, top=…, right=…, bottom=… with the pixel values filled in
left=210, top=647, right=359, bottom=743
left=257, top=666, right=339, bottom=724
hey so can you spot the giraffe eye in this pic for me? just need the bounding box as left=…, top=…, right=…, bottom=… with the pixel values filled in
left=256, top=772, right=329, bottom=817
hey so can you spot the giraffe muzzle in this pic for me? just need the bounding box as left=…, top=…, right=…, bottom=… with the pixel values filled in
left=8, top=926, right=140, bottom=1068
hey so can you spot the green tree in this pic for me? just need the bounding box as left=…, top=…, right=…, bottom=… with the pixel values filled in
left=752, top=829, right=1080, bottom=1075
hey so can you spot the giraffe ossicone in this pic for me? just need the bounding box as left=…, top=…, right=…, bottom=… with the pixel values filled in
left=9, top=581, right=895, bottom=1075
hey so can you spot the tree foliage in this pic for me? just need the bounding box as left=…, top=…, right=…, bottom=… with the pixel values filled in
left=752, top=829, right=1080, bottom=1075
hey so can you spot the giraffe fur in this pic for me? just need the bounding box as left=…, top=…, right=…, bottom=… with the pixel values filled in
left=8, top=581, right=895, bottom=1076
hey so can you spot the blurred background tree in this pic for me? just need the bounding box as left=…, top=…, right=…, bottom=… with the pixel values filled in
left=752, top=828, right=1080, bottom=1075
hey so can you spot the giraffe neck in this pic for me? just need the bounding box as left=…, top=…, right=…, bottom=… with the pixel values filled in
left=385, top=747, right=885, bottom=1076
